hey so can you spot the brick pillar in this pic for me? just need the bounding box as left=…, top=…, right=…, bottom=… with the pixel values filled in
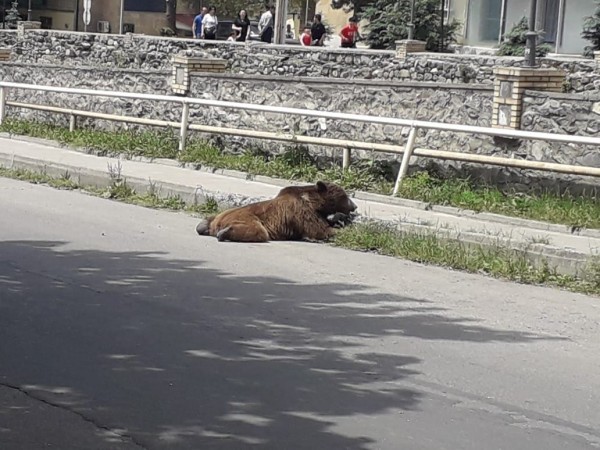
left=171, top=55, right=228, bottom=95
left=17, top=21, right=41, bottom=38
left=0, top=48, right=11, bottom=62
left=492, top=67, right=566, bottom=130
left=395, top=39, right=427, bottom=60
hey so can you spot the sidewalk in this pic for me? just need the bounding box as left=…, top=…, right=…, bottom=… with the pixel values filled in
left=1, top=134, right=599, bottom=276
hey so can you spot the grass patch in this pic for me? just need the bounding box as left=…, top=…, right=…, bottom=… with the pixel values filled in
left=3, top=118, right=600, bottom=229
left=332, top=221, right=600, bottom=295
left=396, top=172, right=600, bottom=230
left=1, top=164, right=599, bottom=296
left=0, top=165, right=220, bottom=215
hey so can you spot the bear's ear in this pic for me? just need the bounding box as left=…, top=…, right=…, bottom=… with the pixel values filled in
left=316, top=181, right=328, bottom=192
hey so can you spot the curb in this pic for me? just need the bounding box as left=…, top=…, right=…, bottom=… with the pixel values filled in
left=0, top=151, right=595, bottom=279
left=1, top=132, right=595, bottom=239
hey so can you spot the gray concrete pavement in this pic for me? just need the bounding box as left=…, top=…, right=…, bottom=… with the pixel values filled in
left=1, top=177, right=600, bottom=449
left=1, top=135, right=600, bottom=277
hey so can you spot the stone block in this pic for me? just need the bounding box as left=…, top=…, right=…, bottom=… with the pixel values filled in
left=17, top=21, right=41, bottom=38
left=395, top=40, right=427, bottom=60
left=0, top=47, right=11, bottom=62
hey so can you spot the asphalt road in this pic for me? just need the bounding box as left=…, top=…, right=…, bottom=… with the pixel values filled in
left=1, top=177, right=600, bottom=450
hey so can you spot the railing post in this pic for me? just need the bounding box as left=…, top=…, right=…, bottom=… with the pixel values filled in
left=392, top=126, right=418, bottom=196
left=342, top=147, right=351, bottom=171
left=0, top=87, right=6, bottom=126
left=69, top=114, right=77, bottom=132
left=179, top=101, right=189, bottom=152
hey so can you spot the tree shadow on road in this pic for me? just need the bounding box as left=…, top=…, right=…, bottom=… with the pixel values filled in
left=0, top=240, right=565, bottom=449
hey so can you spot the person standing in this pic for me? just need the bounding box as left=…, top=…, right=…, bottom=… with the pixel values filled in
left=311, top=14, right=326, bottom=46
left=192, top=6, right=208, bottom=39
left=258, top=5, right=275, bottom=44
left=201, top=6, right=218, bottom=40
left=232, top=9, right=251, bottom=42
left=339, top=16, right=360, bottom=48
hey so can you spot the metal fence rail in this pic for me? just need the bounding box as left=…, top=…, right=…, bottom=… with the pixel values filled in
left=1, top=81, right=600, bottom=196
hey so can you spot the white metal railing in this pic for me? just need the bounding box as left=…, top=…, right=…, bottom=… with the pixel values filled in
left=1, top=81, right=600, bottom=196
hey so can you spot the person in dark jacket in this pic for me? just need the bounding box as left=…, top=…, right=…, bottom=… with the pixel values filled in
left=232, top=9, right=251, bottom=42
left=311, top=14, right=326, bottom=46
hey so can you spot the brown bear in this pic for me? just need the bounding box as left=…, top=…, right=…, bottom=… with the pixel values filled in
left=195, top=181, right=358, bottom=242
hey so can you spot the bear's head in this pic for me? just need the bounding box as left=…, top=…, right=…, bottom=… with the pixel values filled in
left=313, top=181, right=357, bottom=216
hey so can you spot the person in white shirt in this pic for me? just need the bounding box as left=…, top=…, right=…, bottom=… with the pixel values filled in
left=258, top=5, right=275, bottom=43
left=201, top=6, right=218, bottom=40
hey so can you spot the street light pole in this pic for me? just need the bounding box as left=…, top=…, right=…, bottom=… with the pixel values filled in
left=27, top=0, right=31, bottom=20
left=119, top=0, right=124, bottom=34
left=525, top=0, right=538, bottom=67
left=407, top=0, right=415, bottom=40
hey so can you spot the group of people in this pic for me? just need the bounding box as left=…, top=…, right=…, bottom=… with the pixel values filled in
left=192, top=5, right=361, bottom=48
left=192, top=5, right=272, bottom=43
left=299, top=15, right=361, bottom=48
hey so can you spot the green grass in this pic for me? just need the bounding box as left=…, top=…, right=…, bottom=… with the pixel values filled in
left=0, top=166, right=220, bottom=215
left=1, top=164, right=599, bottom=296
left=333, top=221, right=600, bottom=295
left=396, top=172, right=600, bottom=229
left=3, top=118, right=600, bottom=229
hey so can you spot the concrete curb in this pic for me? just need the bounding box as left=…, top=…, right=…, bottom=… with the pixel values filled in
left=2, top=132, right=596, bottom=239
left=0, top=150, right=595, bottom=279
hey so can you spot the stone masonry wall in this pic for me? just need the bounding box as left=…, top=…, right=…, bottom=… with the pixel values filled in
left=1, top=29, right=600, bottom=192
left=0, top=30, right=17, bottom=47
left=2, top=29, right=600, bottom=91
left=521, top=91, right=600, bottom=170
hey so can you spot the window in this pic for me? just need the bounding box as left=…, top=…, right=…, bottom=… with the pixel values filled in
left=124, top=0, right=165, bottom=13
left=40, top=16, right=52, bottom=29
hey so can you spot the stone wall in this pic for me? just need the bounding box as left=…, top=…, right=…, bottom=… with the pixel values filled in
left=186, top=74, right=494, bottom=162
left=1, top=31, right=600, bottom=193
left=3, top=29, right=600, bottom=91
left=0, top=30, right=17, bottom=48
left=0, top=63, right=173, bottom=131
left=521, top=91, right=600, bottom=169
left=0, top=61, right=493, bottom=156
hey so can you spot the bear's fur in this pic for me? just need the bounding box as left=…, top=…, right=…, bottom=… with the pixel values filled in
left=195, top=181, right=357, bottom=243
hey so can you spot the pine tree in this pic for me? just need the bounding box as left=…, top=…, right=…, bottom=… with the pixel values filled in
left=361, top=0, right=461, bottom=51
left=497, top=17, right=552, bottom=57
left=582, top=1, right=600, bottom=57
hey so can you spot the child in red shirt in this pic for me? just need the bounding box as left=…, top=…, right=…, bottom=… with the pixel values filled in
left=339, top=16, right=360, bottom=48
left=300, top=26, right=312, bottom=46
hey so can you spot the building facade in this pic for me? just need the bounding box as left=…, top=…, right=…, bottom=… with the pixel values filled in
left=449, top=0, right=596, bottom=55
left=3, top=0, right=197, bottom=35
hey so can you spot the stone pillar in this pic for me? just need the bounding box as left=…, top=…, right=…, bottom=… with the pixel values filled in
left=17, top=21, right=41, bottom=38
left=492, top=67, right=566, bottom=130
left=171, top=55, right=227, bottom=95
left=395, top=39, right=427, bottom=60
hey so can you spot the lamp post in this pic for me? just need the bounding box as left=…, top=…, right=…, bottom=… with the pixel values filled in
left=119, top=0, right=124, bottom=34
left=27, top=0, right=31, bottom=20
left=525, top=0, right=538, bottom=67
left=407, top=0, right=415, bottom=40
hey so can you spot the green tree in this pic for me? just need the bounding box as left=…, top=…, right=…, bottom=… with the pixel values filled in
left=361, top=0, right=461, bottom=51
left=497, top=17, right=552, bottom=57
left=582, top=1, right=600, bottom=57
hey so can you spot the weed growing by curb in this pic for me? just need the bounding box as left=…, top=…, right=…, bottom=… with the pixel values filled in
left=3, top=118, right=600, bottom=229
left=332, top=221, right=600, bottom=295
left=1, top=165, right=599, bottom=296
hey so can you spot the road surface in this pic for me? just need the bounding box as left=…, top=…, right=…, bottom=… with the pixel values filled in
left=1, top=177, right=599, bottom=449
